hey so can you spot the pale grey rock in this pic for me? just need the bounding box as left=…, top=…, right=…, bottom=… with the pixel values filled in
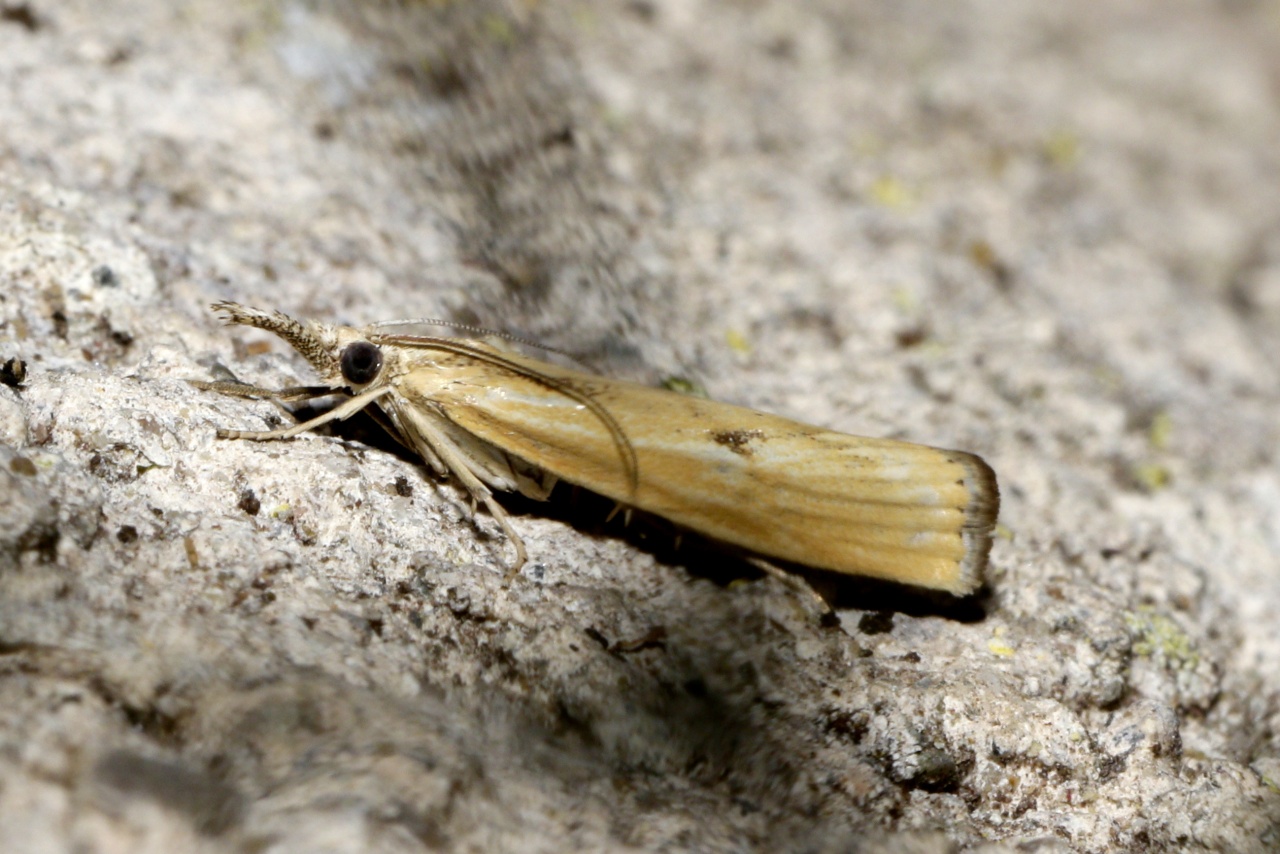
left=1, top=1, right=1279, bottom=852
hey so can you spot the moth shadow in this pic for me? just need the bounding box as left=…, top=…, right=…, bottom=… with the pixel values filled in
left=505, top=484, right=990, bottom=625
left=319, top=409, right=988, bottom=623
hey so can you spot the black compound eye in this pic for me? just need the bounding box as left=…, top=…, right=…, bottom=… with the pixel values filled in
left=340, top=341, right=383, bottom=386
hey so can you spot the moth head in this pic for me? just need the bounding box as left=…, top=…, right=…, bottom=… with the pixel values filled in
left=338, top=339, right=384, bottom=388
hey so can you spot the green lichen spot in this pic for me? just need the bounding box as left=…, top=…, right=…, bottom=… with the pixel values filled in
left=1125, top=607, right=1199, bottom=670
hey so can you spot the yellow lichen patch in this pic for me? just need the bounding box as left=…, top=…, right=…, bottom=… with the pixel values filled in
left=1132, top=461, right=1171, bottom=492
left=987, top=626, right=1016, bottom=658
left=1125, top=607, right=1199, bottom=670
left=1148, top=410, right=1173, bottom=451
left=1043, top=129, right=1080, bottom=169
left=870, top=175, right=913, bottom=210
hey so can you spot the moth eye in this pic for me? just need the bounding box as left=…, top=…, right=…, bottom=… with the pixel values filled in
left=340, top=341, right=383, bottom=386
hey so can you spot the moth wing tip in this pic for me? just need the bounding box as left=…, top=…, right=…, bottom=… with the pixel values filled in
left=945, top=449, right=1001, bottom=596
left=946, top=547, right=990, bottom=596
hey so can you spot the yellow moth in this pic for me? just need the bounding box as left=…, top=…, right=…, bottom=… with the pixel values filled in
left=196, top=302, right=999, bottom=595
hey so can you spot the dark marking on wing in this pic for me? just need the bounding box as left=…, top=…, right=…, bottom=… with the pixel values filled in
left=711, top=429, right=765, bottom=456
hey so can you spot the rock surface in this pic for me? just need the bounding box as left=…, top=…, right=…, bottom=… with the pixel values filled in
left=2, top=1, right=1280, bottom=851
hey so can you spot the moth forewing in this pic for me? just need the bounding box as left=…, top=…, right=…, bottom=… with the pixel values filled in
left=202, top=303, right=999, bottom=596
left=390, top=346, right=998, bottom=594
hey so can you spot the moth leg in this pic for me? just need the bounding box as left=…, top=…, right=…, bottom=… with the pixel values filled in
left=745, top=557, right=837, bottom=626
left=511, top=463, right=557, bottom=502
left=603, top=501, right=636, bottom=527
left=358, top=400, right=419, bottom=457
left=400, top=410, right=528, bottom=580
left=216, top=387, right=392, bottom=441
left=188, top=379, right=338, bottom=403
left=192, top=379, right=348, bottom=426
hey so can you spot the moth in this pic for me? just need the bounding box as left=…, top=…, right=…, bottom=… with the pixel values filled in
left=195, top=302, right=999, bottom=596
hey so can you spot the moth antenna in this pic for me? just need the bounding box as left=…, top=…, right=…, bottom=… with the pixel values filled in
left=370, top=317, right=582, bottom=362
left=746, top=557, right=836, bottom=624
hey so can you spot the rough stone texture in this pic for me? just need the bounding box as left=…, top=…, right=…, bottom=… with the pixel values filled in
left=3, top=1, right=1280, bottom=851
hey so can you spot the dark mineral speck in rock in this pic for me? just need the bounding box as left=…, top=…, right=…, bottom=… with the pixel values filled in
left=92, top=265, right=120, bottom=287
left=1, top=357, right=27, bottom=387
